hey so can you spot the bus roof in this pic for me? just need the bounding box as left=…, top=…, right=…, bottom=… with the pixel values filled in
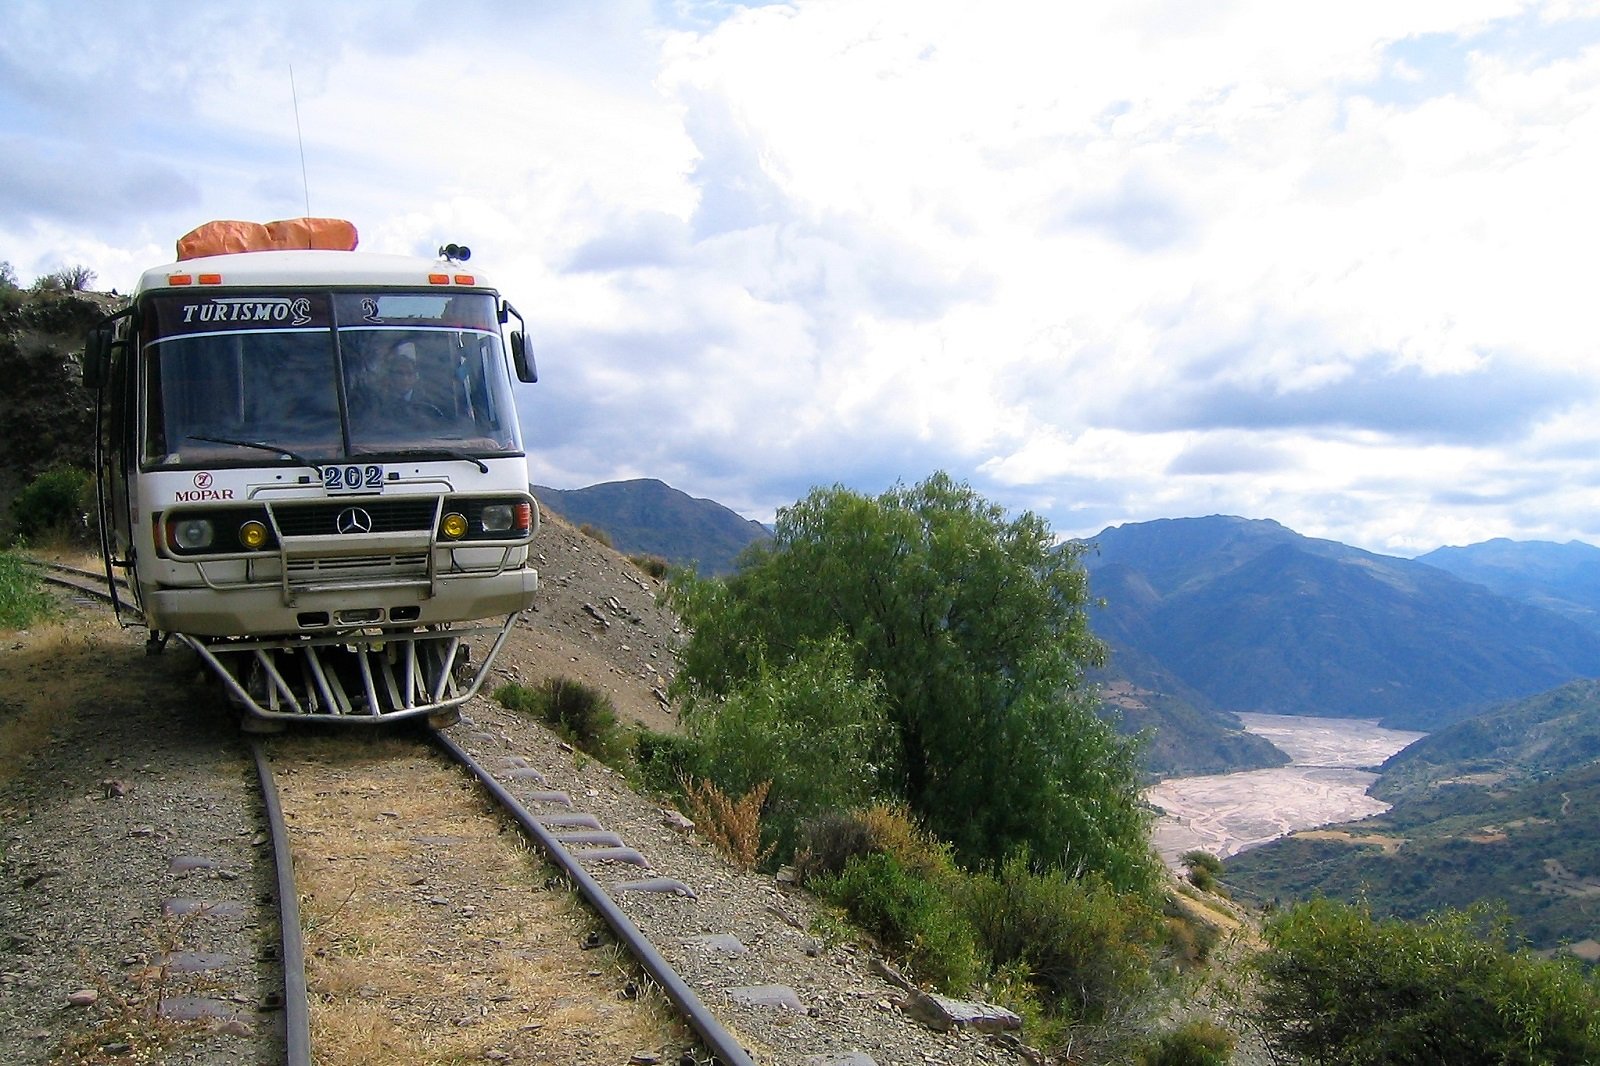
left=134, top=250, right=497, bottom=297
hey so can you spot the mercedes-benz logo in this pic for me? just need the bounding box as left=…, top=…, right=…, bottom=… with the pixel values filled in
left=336, top=507, right=374, bottom=535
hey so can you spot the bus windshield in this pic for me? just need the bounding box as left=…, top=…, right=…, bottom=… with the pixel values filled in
left=142, top=290, right=524, bottom=468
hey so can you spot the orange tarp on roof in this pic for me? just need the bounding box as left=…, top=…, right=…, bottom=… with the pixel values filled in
left=176, top=218, right=360, bottom=260
left=264, top=217, right=359, bottom=251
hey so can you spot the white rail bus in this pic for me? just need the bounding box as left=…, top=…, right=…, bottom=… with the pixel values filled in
left=83, top=220, right=541, bottom=726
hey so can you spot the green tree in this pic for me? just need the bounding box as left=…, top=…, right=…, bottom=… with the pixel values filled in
left=1250, top=898, right=1600, bottom=1065
left=669, top=472, right=1156, bottom=891
left=683, top=635, right=892, bottom=859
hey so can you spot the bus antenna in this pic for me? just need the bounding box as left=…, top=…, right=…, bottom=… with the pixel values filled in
left=289, top=65, right=313, bottom=227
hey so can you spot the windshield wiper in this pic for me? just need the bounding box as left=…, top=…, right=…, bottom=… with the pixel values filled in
left=187, top=435, right=319, bottom=469
left=352, top=448, right=490, bottom=473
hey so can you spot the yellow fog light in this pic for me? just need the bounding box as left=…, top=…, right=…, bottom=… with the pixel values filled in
left=238, top=520, right=269, bottom=550
left=441, top=512, right=468, bottom=539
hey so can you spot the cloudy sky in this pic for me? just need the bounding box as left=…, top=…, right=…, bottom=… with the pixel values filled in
left=6, top=1, right=1600, bottom=556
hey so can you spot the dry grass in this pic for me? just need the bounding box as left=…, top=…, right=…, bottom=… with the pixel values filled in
left=0, top=608, right=126, bottom=790
left=50, top=938, right=211, bottom=1066
left=681, top=777, right=774, bottom=869
left=279, top=737, right=687, bottom=1065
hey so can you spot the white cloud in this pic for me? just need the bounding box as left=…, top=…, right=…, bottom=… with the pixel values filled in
left=6, top=0, right=1600, bottom=553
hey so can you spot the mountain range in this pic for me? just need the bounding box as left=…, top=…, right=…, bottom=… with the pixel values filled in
left=1076, top=516, right=1600, bottom=732
left=531, top=479, right=770, bottom=576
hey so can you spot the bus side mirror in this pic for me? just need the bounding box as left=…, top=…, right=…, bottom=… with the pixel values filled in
left=83, top=332, right=108, bottom=390
left=510, top=331, right=538, bottom=384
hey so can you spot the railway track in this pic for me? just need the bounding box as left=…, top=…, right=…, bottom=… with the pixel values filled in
left=11, top=556, right=1014, bottom=1066
left=19, top=559, right=750, bottom=1065
left=29, top=557, right=126, bottom=607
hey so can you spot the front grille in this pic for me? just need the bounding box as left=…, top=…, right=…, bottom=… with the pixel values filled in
left=271, top=498, right=439, bottom=537
left=285, top=553, right=430, bottom=577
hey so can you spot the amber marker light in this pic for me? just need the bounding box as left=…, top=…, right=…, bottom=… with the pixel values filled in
left=441, top=512, right=469, bottom=539
left=198, top=273, right=223, bottom=285
left=453, top=274, right=475, bottom=285
left=168, top=274, right=194, bottom=286
left=428, top=273, right=449, bottom=285
left=238, top=520, right=269, bottom=550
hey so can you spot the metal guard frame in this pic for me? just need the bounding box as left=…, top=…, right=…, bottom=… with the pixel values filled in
left=178, top=614, right=519, bottom=722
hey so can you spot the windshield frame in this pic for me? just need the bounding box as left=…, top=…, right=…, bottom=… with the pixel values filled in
left=138, top=288, right=525, bottom=472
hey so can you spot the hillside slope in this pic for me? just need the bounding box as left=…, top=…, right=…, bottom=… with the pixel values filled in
left=1374, top=677, right=1600, bottom=802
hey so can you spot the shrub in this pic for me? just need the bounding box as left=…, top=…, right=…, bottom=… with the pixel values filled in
left=682, top=636, right=891, bottom=861
left=813, top=851, right=980, bottom=992
left=854, top=803, right=960, bottom=884
left=1250, top=899, right=1600, bottom=1065
left=793, top=810, right=878, bottom=883
left=961, top=852, right=1160, bottom=1024
left=577, top=523, right=612, bottom=548
left=493, top=677, right=628, bottom=765
left=629, top=553, right=669, bottom=579
left=1181, top=850, right=1223, bottom=892
left=681, top=778, right=772, bottom=869
left=1164, top=912, right=1221, bottom=968
left=1136, top=1019, right=1234, bottom=1066
left=631, top=728, right=706, bottom=796
left=0, top=550, right=54, bottom=629
left=8, top=467, right=94, bottom=546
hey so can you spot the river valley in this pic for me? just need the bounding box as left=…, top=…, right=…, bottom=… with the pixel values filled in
left=1146, top=713, right=1427, bottom=866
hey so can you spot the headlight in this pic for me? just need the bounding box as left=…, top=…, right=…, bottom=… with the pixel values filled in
left=480, top=504, right=514, bottom=532
left=171, top=518, right=214, bottom=550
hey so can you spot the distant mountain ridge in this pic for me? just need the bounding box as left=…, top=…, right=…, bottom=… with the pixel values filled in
left=1078, top=516, right=1600, bottom=730
left=1416, top=538, right=1600, bottom=634
left=532, top=479, right=769, bottom=576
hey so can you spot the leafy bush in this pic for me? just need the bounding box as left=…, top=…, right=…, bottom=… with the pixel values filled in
left=629, top=553, right=669, bottom=579
left=0, top=550, right=54, bottom=629
left=493, top=677, right=628, bottom=764
left=682, top=636, right=890, bottom=860
left=961, top=852, right=1160, bottom=1024
left=793, top=803, right=961, bottom=887
left=1181, top=850, right=1223, bottom=892
left=577, top=523, right=612, bottom=548
left=813, top=852, right=981, bottom=992
left=631, top=728, right=706, bottom=795
left=1250, top=898, right=1600, bottom=1065
left=1136, top=1019, right=1234, bottom=1066
left=8, top=467, right=93, bottom=545
left=1164, top=911, right=1221, bottom=967
left=857, top=803, right=965, bottom=885
left=793, top=810, right=878, bottom=883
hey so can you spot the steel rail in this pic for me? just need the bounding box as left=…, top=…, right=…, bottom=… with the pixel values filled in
left=248, top=739, right=313, bottom=1066
left=28, top=558, right=121, bottom=606
left=428, top=727, right=756, bottom=1066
